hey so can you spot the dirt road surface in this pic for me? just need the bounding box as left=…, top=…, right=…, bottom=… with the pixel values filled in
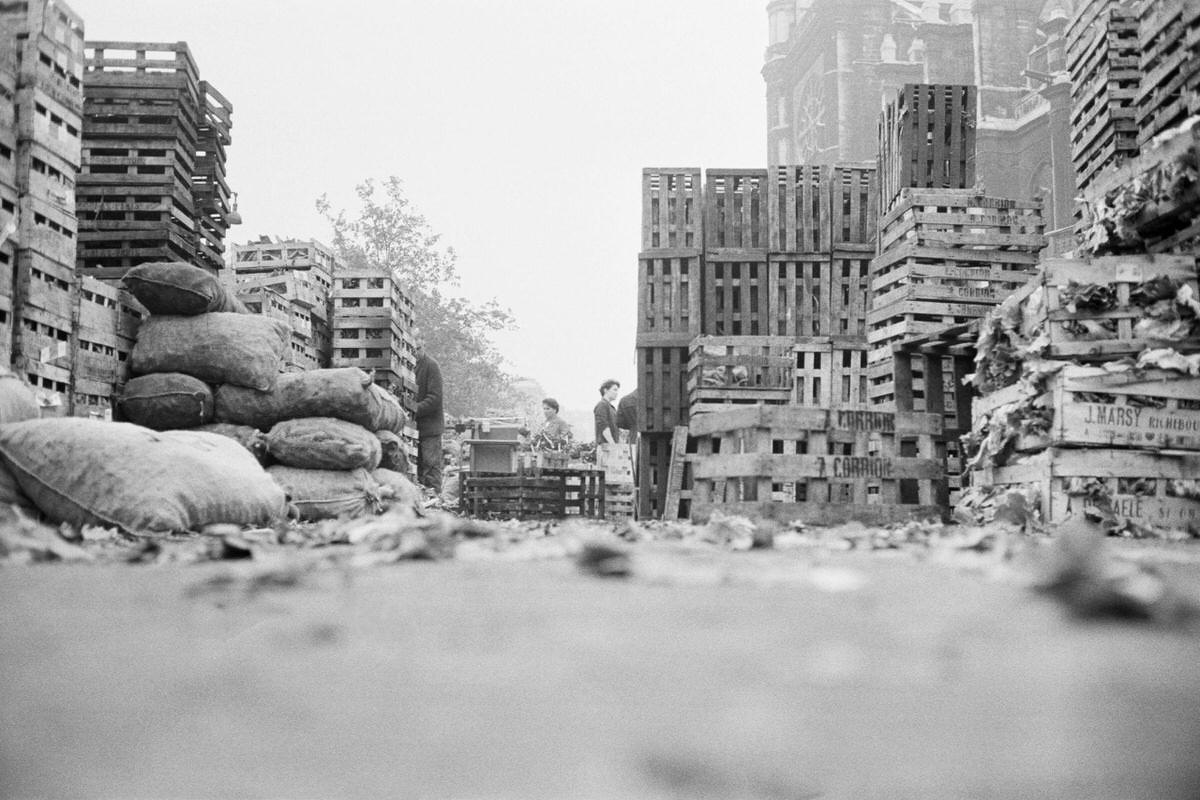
left=3, top=540, right=1200, bottom=799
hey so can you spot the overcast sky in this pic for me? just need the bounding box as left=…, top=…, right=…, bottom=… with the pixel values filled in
left=69, top=0, right=766, bottom=419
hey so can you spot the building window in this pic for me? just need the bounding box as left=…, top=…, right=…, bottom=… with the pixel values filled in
left=367, top=277, right=385, bottom=289
left=341, top=298, right=360, bottom=307
left=341, top=328, right=360, bottom=339
left=364, top=348, right=383, bottom=358
left=366, top=297, right=384, bottom=307
left=341, top=348, right=359, bottom=358
left=342, top=278, right=360, bottom=289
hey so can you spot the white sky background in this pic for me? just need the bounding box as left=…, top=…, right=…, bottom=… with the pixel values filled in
left=69, top=0, right=766, bottom=421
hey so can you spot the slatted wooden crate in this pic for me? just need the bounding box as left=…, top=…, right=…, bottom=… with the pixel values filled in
left=687, top=335, right=793, bottom=417
left=878, top=84, right=977, bottom=215
left=792, top=337, right=869, bottom=406
left=972, top=366, right=1200, bottom=461
left=688, top=405, right=944, bottom=525
left=637, top=248, right=701, bottom=338
left=763, top=254, right=830, bottom=338
left=981, top=255, right=1200, bottom=362
left=637, top=431, right=673, bottom=519
left=869, top=247, right=1040, bottom=311
left=704, top=168, right=768, bottom=250
left=829, top=250, right=870, bottom=339
left=878, top=189, right=1045, bottom=254
left=966, top=448, right=1200, bottom=529
left=604, top=483, right=637, bottom=520
left=767, top=164, right=828, bottom=253
left=1077, top=120, right=1200, bottom=255
left=642, top=168, right=702, bottom=250
left=829, top=163, right=878, bottom=250
left=1135, top=0, right=1200, bottom=148
left=636, top=342, right=691, bottom=433
left=702, top=253, right=770, bottom=336
left=460, top=468, right=606, bottom=520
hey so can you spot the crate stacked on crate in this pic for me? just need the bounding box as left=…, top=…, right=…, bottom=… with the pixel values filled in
left=867, top=188, right=1045, bottom=416
left=959, top=253, right=1200, bottom=534
left=1065, top=0, right=1141, bottom=194
left=597, top=443, right=636, bottom=520
left=791, top=336, right=870, bottom=407
left=1077, top=117, right=1200, bottom=256
left=686, top=335, right=793, bottom=417
left=1135, top=0, right=1200, bottom=149
left=878, top=84, right=977, bottom=215
left=687, top=405, right=944, bottom=525
left=460, top=468, right=606, bottom=521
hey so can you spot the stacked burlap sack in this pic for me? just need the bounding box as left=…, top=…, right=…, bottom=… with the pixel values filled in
left=115, top=262, right=421, bottom=521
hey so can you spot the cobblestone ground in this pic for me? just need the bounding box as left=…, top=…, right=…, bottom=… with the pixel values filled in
left=2, top=512, right=1200, bottom=799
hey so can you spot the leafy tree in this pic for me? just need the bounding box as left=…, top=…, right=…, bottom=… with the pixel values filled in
left=317, top=177, right=517, bottom=417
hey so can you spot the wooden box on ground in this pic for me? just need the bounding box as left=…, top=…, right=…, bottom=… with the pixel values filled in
left=966, top=448, right=1200, bottom=529
left=1135, top=0, right=1200, bottom=148
left=980, top=255, right=1200, bottom=363
left=638, top=248, right=701, bottom=339
left=636, top=340, right=691, bottom=433
left=687, top=335, right=793, bottom=417
left=688, top=405, right=944, bottom=525
left=460, top=468, right=606, bottom=520
left=704, top=169, right=767, bottom=251
left=792, top=337, right=869, bottom=406
left=642, top=168, right=701, bottom=250
left=973, top=365, right=1200, bottom=458
left=878, top=84, right=977, bottom=215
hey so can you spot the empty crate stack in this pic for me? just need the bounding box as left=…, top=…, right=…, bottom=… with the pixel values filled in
left=1066, top=0, right=1141, bottom=195
left=1135, top=0, right=1200, bottom=149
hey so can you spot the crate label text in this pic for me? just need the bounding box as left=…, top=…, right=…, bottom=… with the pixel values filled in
left=816, top=456, right=895, bottom=479
left=833, top=410, right=895, bottom=432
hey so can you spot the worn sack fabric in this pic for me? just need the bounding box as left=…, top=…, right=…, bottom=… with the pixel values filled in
left=266, top=417, right=382, bottom=470
left=196, top=423, right=270, bottom=464
left=117, top=373, right=214, bottom=430
left=0, top=372, right=40, bottom=424
left=267, top=466, right=382, bottom=521
left=216, top=367, right=406, bottom=432
left=123, top=262, right=246, bottom=316
left=374, top=430, right=406, bottom=471
left=0, top=458, right=37, bottom=514
left=131, top=313, right=287, bottom=391
left=0, top=419, right=287, bottom=532
left=371, top=468, right=423, bottom=508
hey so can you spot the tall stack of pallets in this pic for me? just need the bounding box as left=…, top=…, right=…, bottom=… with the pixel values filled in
left=76, top=42, right=234, bottom=278
left=1065, top=0, right=1141, bottom=194
left=1135, top=0, right=1200, bottom=149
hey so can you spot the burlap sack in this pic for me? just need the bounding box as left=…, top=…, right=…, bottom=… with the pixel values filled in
left=216, top=367, right=406, bottom=432
left=371, top=468, right=423, bottom=508
left=266, top=417, right=382, bottom=470
left=0, top=371, right=40, bottom=424
left=117, top=373, right=214, bottom=430
left=196, top=423, right=270, bottom=464
left=266, top=466, right=382, bottom=521
left=123, top=262, right=246, bottom=315
left=0, top=458, right=36, bottom=514
left=0, top=419, right=288, bottom=532
left=131, top=313, right=287, bottom=391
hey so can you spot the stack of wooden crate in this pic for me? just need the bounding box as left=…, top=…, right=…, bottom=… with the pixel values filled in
left=686, top=335, right=793, bottom=417
left=961, top=254, right=1200, bottom=533
left=1135, top=0, right=1200, bottom=149
left=1066, top=0, right=1141, bottom=194
left=597, top=443, right=636, bottom=521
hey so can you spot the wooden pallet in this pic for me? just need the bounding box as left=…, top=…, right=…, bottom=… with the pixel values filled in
left=973, top=365, right=1200, bottom=459
left=637, top=248, right=701, bottom=338
left=688, top=405, right=945, bottom=525
left=661, top=425, right=691, bottom=522
left=878, top=84, right=977, bottom=215
left=460, top=468, right=606, bottom=520
left=604, top=483, right=637, bottom=520
left=642, top=168, right=702, bottom=250
left=966, top=447, right=1200, bottom=529
left=687, top=335, right=793, bottom=418
left=878, top=189, right=1046, bottom=254
left=704, top=169, right=768, bottom=250
left=792, top=337, right=870, bottom=407
left=1135, top=0, right=1200, bottom=147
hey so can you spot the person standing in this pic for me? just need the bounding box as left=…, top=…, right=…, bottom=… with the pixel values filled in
left=413, top=327, right=444, bottom=492
left=539, top=397, right=573, bottom=441
left=593, top=379, right=620, bottom=445
left=616, top=388, right=638, bottom=443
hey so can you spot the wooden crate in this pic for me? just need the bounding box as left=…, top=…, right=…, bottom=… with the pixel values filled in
left=878, top=84, right=977, bottom=215
left=460, top=468, right=605, bottom=520
left=767, top=164, right=828, bottom=253
left=604, top=482, right=637, bottom=520
left=763, top=254, right=831, bottom=337
left=704, top=168, right=767, bottom=250
left=967, top=448, right=1200, bottom=529
left=597, top=442, right=635, bottom=484
left=688, top=405, right=945, bottom=525
left=829, top=250, right=870, bottom=339
left=637, top=432, right=671, bottom=519
left=792, top=337, right=869, bottom=407
left=981, top=255, right=1200, bottom=362
left=829, top=163, right=879, bottom=250
left=702, top=253, right=769, bottom=336
left=637, top=248, right=701, bottom=338
left=973, top=366, right=1200, bottom=459
left=1135, top=0, right=1200, bottom=148
left=1077, top=120, right=1200, bottom=255
left=687, top=335, right=793, bottom=417
left=636, top=342, right=691, bottom=433
left=878, top=189, right=1045, bottom=254
left=642, top=168, right=702, bottom=250
left=870, top=245, right=1040, bottom=308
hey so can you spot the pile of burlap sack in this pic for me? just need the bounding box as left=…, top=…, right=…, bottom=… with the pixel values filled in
left=0, top=262, right=421, bottom=535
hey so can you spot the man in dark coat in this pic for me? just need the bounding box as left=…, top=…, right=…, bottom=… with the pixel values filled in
left=616, top=388, right=638, bottom=442
left=593, top=378, right=620, bottom=445
left=413, top=327, right=444, bottom=492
